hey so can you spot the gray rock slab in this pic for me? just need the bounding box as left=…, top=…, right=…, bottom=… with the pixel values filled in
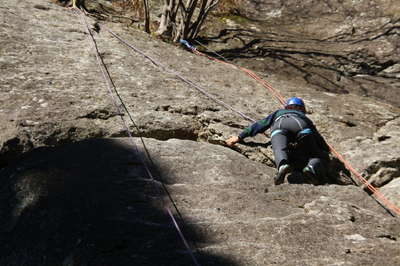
left=0, top=137, right=398, bottom=265
left=1, top=0, right=400, bottom=265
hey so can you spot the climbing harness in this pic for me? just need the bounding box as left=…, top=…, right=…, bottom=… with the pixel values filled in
left=181, top=40, right=400, bottom=217
left=76, top=10, right=201, bottom=265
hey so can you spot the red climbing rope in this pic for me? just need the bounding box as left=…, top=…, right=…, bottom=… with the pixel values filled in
left=89, top=20, right=399, bottom=217
left=328, top=144, right=400, bottom=215
left=183, top=41, right=400, bottom=217
left=191, top=48, right=286, bottom=106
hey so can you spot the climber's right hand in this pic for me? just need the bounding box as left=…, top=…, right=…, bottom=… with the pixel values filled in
left=225, top=136, right=240, bottom=147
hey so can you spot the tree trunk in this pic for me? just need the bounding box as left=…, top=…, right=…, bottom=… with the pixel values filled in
left=143, top=0, right=150, bottom=33
left=156, top=0, right=175, bottom=36
left=157, top=0, right=219, bottom=41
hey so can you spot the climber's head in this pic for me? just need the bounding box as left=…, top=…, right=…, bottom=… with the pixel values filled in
left=285, top=97, right=306, bottom=113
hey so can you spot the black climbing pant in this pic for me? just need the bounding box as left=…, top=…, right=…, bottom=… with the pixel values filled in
left=270, top=114, right=328, bottom=178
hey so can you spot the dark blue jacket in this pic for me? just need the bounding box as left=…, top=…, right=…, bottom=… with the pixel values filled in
left=238, top=109, right=330, bottom=151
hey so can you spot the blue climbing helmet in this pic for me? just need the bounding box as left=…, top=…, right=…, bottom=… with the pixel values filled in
left=285, top=97, right=306, bottom=112
left=285, top=97, right=305, bottom=107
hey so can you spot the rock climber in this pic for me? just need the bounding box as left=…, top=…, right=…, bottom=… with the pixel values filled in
left=226, top=97, right=330, bottom=185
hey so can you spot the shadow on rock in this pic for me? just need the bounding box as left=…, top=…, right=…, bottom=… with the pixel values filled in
left=0, top=138, right=237, bottom=266
left=241, top=140, right=271, bottom=148
left=198, top=24, right=400, bottom=107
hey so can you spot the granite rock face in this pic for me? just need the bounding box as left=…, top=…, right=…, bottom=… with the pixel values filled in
left=0, top=0, right=399, bottom=265
left=341, top=117, right=400, bottom=206
left=0, top=138, right=399, bottom=265
left=205, top=0, right=400, bottom=107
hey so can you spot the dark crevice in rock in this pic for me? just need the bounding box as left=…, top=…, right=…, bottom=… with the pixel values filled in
left=0, top=127, right=108, bottom=169
left=343, top=121, right=357, bottom=127
left=376, top=234, right=397, bottom=241
left=375, top=115, right=400, bottom=128
left=205, top=106, right=221, bottom=112
left=366, top=159, right=400, bottom=174
left=40, top=127, right=107, bottom=146
left=33, top=4, right=50, bottom=10
left=360, top=25, right=400, bottom=42
left=155, top=105, right=171, bottom=112
left=377, top=135, right=391, bottom=142
left=332, top=117, right=357, bottom=127
left=155, top=105, right=221, bottom=116
left=77, top=109, right=122, bottom=120
left=362, top=158, right=400, bottom=188
left=135, top=129, right=199, bottom=142
left=109, top=130, right=129, bottom=138
left=224, top=122, right=245, bottom=130
left=0, top=126, right=200, bottom=170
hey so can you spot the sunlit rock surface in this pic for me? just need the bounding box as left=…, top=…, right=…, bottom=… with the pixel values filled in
left=0, top=0, right=399, bottom=265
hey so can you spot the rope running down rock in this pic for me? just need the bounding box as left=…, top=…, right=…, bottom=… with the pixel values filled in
left=181, top=40, right=400, bottom=217
left=76, top=10, right=201, bottom=265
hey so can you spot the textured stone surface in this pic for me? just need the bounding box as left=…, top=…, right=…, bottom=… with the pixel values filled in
left=341, top=117, right=400, bottom=206
left=0, top=0, right=399, bottom=265
left=0, top=138, right=399, bottom=265
left=204, top=0, right=400, bottom=107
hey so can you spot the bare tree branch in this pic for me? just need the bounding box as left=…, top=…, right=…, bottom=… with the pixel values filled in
left=143, top=0, right=150, bottom=33
left=156, top=0, right=219, bottom=42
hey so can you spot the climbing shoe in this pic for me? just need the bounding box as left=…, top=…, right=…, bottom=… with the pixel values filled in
left=303, top=166, right=318, bottom=184
left=274, top=164, right=291, bottom=185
